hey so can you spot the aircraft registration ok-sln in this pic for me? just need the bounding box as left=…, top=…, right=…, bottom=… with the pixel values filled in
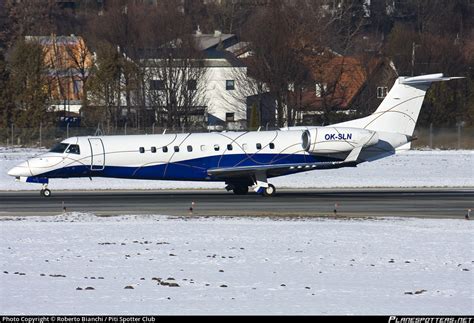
left=8, top=73, right=463, bottom=197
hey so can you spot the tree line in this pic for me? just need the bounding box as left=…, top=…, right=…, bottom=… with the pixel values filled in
left=0, top=0, right=473, bottom=135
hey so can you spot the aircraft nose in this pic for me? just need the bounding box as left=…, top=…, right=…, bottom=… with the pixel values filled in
left=7, top=162, right=31, bottom=177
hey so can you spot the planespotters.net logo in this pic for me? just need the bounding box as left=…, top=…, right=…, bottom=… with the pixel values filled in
left=389, top=317, right=473, bottom=323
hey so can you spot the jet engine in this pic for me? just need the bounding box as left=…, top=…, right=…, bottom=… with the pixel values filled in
left=301, top=127, right=379, bottom=154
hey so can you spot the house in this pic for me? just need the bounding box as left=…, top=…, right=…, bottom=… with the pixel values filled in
left=25, top=34, right=94, bottom=115
left=295, top=53, right=398, bottom=125
left=140, top=29, right=250, bottom=131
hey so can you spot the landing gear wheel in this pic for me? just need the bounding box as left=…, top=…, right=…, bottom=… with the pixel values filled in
left=262, top=184, right=276, bottom=197
left=41, top=188, right=51, bottom=197
left=233, top=185, right=249, bottom=195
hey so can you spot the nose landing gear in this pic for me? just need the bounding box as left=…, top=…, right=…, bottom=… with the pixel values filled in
left=40, top=184, right=51, bottom=197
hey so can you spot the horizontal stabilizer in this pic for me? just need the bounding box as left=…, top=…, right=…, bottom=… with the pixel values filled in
left=401, top=74, right=465, bottom=84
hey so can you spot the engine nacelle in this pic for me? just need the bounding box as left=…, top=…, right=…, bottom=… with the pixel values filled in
left=302, top=127, right=379, bottom=154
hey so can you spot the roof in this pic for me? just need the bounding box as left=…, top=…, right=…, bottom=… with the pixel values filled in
left=192, top=32, right=235, bottom=51
left=25, top=35, right=82, bottom=46
left=301, top=55, right=383, bottom=109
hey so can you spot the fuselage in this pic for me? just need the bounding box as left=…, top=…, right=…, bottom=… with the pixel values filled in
left=8, top=130, right=335, bottom=181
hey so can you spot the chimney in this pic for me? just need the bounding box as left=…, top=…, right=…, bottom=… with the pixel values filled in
left=196, top=25, right=202, bottom=36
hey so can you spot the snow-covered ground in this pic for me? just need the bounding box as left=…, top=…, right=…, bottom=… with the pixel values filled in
left=0, top=215, right=472, bottom=315
left=1, top=147, right=473, bottom=190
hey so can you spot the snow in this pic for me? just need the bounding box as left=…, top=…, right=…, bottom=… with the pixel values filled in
left=1, top=147, right=473, bottom=190
left=0, top=214, right=472, bottom=315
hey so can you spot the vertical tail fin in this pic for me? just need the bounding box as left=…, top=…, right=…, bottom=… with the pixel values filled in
left=334, top=73, right=463, bottom=136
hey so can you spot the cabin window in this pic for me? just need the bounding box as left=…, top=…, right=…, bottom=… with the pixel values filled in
left=200, top=145, right=207, bottom=151
left=226, top=80, right=235, bottom=90
left=162, top=146, right=168, bottom=153
left=227, top=144, right=233, bottom=151
left=187, top=145, right=193, bottom=152
left=139, top=147, right=145, bottom=153
left=174, top=146, right=180, bottom=152
left=242, top=143, right=248, bottom=151
left=151, top=146, right=157, bottom=153
left=50, top=143, right=69, bottom=153
left=214, top=144, right=220, bottom=151
left=377, top=86, right=388, bottom=98
left=66, top=144, right=80, bottom=155
left=269, top=143, right=275, bottom=149
left=256, top=143, right=262, bottom=150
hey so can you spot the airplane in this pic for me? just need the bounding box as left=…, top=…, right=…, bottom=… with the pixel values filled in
left=7, top=73, right=462, bottom=197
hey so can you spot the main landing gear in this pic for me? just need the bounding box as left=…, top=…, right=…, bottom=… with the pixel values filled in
left=225, top=172, right=277, bottom=197
left=262, top=184, right=276, bottom=197
left=40, top=184, right=51, bottom=197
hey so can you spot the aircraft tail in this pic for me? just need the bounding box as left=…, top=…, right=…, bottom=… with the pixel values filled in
left=334, top=73, right=463, bottom=136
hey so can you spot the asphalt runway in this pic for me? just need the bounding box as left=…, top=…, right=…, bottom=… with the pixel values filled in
left=0, top=188, right=472, bottom=218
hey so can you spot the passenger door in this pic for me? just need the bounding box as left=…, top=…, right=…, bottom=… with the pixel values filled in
left=88, top=138, right=105, bottom=171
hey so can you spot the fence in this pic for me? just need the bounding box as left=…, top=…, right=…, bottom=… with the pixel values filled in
left=1, top=125, right=473, bottom=149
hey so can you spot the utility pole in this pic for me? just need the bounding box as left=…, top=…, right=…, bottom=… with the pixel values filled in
left=411, top=42, right=420, bottom=76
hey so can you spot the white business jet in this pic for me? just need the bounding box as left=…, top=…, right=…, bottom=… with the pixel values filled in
left=8, top=73, right=461, bottom=197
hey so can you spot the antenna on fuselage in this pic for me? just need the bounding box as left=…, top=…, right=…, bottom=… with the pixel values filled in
left=162, top=129, right=167, bottom=134
left=257, top=127, right=261, bottom=132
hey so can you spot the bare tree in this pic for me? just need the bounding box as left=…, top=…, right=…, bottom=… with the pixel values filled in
left=143, top=39, right=208, bottom=130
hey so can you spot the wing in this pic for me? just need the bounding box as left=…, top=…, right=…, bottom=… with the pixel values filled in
left=207, top=159, right=358, bottom=179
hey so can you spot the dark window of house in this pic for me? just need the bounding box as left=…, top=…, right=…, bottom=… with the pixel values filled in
left=269, top=143, right=275, bottom=149
left=187, top=145, right=193, bottom=152
left=174, top=146, right=180, bottom=152
left=256, top=143, right=262, bottom=150
left=151, top=146, right=157, bottom=153
left=227, top=144, right=233, bottom=151
left=187, top=79, right=197, bottom=91
left=150, top=79, right=165, bottom=90
left=139, top=147, right=145, bottom=153
left=214, top=144, right=220, bottom=151
left=226, top=112, right=234, bottom=122
left=377, top=86, right=388, bottom=98
left=226, top=80, right=235, bottom=90
left=163, top=146, right=168, bottom=153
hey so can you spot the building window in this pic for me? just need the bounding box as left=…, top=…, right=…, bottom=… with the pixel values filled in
left=151, top=146, right=156, bottom=153
left=187, top=79, right=197, bottom=91
left=214, top=144, right=220, bottom=151
left=226, top=80, right=235, bottom=90
left=269, top=143, right=275, bottom=149
left=226, top=113, right=235, bottom=122
left=174, top=146, right=180, bottom=152
left=315, top=83, right=327, bottom=97
left=139, top=147, right=145, bottom=153
left=150, top=79, right=165, bottom=91
left=162, top=146, right=168, bottom=153
left=377, top=86, right=388, bottom=98
left=256, top=143, right=262, bottom=150
left=73, top=80, right=82, bottom=95
left=187, top=145, right=193, bottom=152
left=227, top=144, right=233, bottom=151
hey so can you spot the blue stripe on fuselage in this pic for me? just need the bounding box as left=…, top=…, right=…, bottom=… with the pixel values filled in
left=37, top=153, right=340, bottom=181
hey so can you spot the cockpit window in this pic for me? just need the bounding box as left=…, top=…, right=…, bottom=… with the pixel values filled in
left=49, top=143, right=69, bottom=153
left=66, top=144, right=80, bottom=155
